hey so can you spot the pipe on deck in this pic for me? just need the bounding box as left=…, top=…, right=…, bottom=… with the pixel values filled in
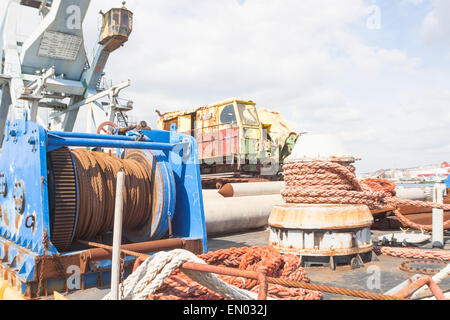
left=203, top=194, right=284, bottom=235
left=81, top=238, right=187, bottom=261
left=218, top=182, right=433, bottom=201
left=218, top=182, right=285, bottom=198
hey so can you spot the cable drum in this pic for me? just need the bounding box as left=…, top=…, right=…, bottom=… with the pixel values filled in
left=71, top=149, right=154, bottom=240
left=49, top=147, right=172, bottom=252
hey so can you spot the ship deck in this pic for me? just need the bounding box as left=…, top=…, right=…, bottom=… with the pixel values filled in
left=63, top=228, right=450, bottom=300
left=209, top=228, right=450, bottom=300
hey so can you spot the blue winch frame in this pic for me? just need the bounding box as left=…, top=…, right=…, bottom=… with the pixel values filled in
left=0, top=114, right=207, bottom=297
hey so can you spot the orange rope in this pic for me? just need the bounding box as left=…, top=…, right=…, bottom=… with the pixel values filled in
left=145, top=246, right=322, bottom=300
left=281, top=160, right=450, bottom=230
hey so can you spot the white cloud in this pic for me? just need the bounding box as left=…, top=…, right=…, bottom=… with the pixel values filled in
left=420, top=0, right=450, bottom=47
left=1, top=0, right=449, bottom=173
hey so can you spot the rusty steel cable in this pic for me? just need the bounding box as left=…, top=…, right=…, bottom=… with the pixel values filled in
left=265, top=277, right=404, bottom=300
left=70, top=149, right=153, bottom=241
left=281, top=160, right=450, bottom=230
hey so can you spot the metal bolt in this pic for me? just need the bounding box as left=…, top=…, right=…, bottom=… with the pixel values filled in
left=28, top=137, right=36, bottom=145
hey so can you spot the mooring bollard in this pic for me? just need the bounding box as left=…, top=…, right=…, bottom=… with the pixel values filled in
left=111, top=171, right=125, bottom=300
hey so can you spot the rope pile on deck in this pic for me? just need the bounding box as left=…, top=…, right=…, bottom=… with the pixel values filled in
left=101, top=247, right=416, bottom=300
left=143, top=246, right=322, bottom=300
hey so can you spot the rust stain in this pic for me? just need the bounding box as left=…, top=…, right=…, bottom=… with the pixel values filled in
left=15, top=214, right=23, bottom=232
left=3, top=209, right=9, bottom=227
left=270, top=242, right=373, bottom=257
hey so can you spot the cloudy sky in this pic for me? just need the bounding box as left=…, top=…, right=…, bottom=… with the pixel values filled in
left=2, top=0, right=449, bottom=173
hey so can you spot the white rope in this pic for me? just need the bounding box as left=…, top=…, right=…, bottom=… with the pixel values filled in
left=102, top=249, right=260, bottom=300
left=411, top=263, right=450, bottom=300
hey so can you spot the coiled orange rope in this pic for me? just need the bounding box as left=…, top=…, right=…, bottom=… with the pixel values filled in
left=281, top=160, right=450, bottom=230
left=146, top=246, right=322, bottom=300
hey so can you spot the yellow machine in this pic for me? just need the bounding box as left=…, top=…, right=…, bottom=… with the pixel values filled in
left=156, top=98, right=299, bottom=181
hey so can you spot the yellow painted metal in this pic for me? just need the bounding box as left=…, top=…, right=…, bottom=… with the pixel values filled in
left=177, top=114, right=192, bottom=134
left=0, top=279, right=25, bottom=300
left=156, top=97, right=298, bottom=167
left=257, top=108, right=298, bottom=147
left=156, top=98, right=256, bottom=127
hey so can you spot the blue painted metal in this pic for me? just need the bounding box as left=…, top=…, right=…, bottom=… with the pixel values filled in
left=48, top=131, right=144, bottom=142
left=0, top=118, right=206, bottom=297
left=46, top=134, right=176, bottom=152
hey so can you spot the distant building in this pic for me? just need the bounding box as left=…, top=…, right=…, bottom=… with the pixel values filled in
left=364, top=161, right=449, bottom=183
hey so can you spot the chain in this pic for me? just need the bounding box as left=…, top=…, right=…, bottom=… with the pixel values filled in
left=399, top=260, right=448, bottom=276
left=36, top=231, right=49, bottom=298
left=52, top=254, right=68, bottom=282
left=120, top=254, right=125, bottom=300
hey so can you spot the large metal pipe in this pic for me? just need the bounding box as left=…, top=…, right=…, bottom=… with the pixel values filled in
left=219, top=182, right=433, bottom=200
left=203, top=194, right=284, bottom=235
left=111, top=171, right=125, bottom=300
left=218, top=182, right=285, bottom=197
left=47, top=135, right=176, bottom=151
left=202, top=189, right=224, bottom=199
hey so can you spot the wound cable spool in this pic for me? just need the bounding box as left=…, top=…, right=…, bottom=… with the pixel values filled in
left=71, top=149, right=153, bottom=240
left=48, top=148, right=172, bottom=252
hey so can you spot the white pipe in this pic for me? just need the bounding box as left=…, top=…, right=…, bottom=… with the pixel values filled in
left=385, top=274, right=422, bottom=296
left=411, top=263, right=450, bottom=299
left=202, top=189, right=224, bottom=199
left=203, top=194, right=284, bottom=235
left=218, top=182, right=285, bottom=197
left=217, top=182, right=433, bottom=200
left=432, top=183, right=445, bottom=248
left=420, top=292, right=450, bottom=300
left=111, top=171, right=125, bottom=300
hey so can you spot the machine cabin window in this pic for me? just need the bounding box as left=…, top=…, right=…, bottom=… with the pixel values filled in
left=220, top=104, right=237, bottom=125
left=121, top=11, right=132, bottom=32
left=237, top=103, right=259, bottom=126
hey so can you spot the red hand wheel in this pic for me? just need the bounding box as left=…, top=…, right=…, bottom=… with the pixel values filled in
left=96, top=121, right=118, bottom=135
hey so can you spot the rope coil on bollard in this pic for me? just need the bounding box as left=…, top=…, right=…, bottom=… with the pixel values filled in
left=281, top=160, right=450, bottom=230
left=280, top=159, right=449, bottom=299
